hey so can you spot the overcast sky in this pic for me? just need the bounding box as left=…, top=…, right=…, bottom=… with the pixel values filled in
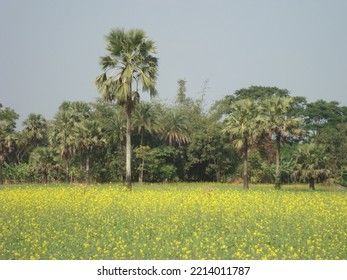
left=1, top=0, right=346, bottom=126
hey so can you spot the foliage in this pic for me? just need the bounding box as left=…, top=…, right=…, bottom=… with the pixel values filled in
left=187, top=121, right=236, bottom=182
left=176, top=79, right=187, bottom=104
left=258, top=96, right=303, bottom=189
left=304, top=100, right=347, bottom=133
left=3, top=163, right=33, bottom=183
left=135, top=145, right=178, bottom=182
left=223, top=99, right=260, bottom=189
left=0, top=104, right=19, bottom=184
left=29, top=147, right=58, bottom=183
left=162, top=108, right=191, bottom=146
left=1, top=84, right=346, bottom=186
left=293, top=143, right=331, bottom=190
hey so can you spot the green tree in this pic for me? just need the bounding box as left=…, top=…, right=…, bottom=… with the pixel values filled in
left=73, top=118, right=106, bottom=184
left=23, top=113, right=48, bottom=147
left=222, top=99, right=260, bottom=189
left=163, top=108, right=191, bottom=147
left=176, top=79, right=187, bottom=104
left=259, top=96, right=303, bottom=189
left=95, top=28, right=158, bottom=190
left=29, top=147, right=57, bottom=183
left=211, top=86, right=306, bottom=121
left=0, top=104, right=19, bottom=184
left=187, top=121, right=236, bottom=182
left=49, top=110, right=76, bottom=183
left=14, top=113, right=48, bottom=164
left=133, top=101, right=162, bottom=146
left=293, top=143, right=330, bottom=190
left=304, top=100, right=347, bottom=134
left=315, top=122, right=347, bottom=182
left=133, top=101, right=162, bottom=183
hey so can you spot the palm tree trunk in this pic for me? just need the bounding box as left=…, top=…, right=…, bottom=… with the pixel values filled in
left=85, top=153, right=90, bottom=185
left=66, top=161, right=70, bottom=184
left=125, top=104, right=132, bottom=190
left=139, top=158, right=144, bottom=184
left=243, top=139, right=249, bottom=190
left=79, top=150, right=83, bottom=182
left=0, top=158, right=3, bottom=185
left=275, top=133, right=281, bottom=190
left=140, top=127, right=144, bottom=147
left=43, top=169, right=48, bottom=184
left=139, top=127, right=144, bottom=184
left=215, top=159, right=221, bottom=182
left=309, top=177, right=315, bottom=190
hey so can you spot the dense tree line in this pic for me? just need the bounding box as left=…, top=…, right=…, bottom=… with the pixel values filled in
left=1, top=86, right=347, bottom=189
left=1, top=28, right=347, bottom=189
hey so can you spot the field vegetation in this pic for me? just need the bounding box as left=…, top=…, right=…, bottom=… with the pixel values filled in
left=1, top=183, right=346, bottom=260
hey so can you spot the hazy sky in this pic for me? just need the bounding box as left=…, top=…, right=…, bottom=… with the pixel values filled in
left=1, top=0, right=346, bottom=125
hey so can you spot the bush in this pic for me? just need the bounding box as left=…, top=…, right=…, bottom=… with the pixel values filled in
left=3, top=163, right=34, bottom=183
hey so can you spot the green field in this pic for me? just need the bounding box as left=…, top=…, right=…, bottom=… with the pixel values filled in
left=0, top=183, right=346, bottom=260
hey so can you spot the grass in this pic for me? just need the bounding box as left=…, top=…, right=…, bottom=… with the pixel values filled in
left=0, top=183, right=346, bottom=260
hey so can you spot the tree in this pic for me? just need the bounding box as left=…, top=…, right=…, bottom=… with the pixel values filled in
left=315, top=122, right=347, bottom=182
left=176, top=79, right=187, bottom=104
left=187, top=121, right=236, bottom=182
left=222, top=99, right=260, bottom=189
left=259, top=96, right=303, bottom=189
left=133, top=101, right=162, bottom=146
left=29, top=147, right=57, bottom=183
left=0, top=104, right=19, bottom=184
left=23, top=113, right=48, bottom=147
left=163, top=108, right=191, bottom=146
left=14, top=113, right=48, bottom=164
left=133, top=101, right=162, bottom=183
left=49, top=109, right=77, bottom=183
left=73, top=118, right=106, bottom=184
left=95, top=28, right=158, bottom=190
left=294, top=143, right=330, bottom=190
left=304, top=100, right=347, bottom=134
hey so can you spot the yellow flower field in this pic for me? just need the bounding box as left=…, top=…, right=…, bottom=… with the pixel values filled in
left=0, top=183, right=346, bottom=260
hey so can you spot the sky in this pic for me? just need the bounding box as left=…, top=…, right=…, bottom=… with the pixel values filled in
left=1, top=0, right=347, bottom=126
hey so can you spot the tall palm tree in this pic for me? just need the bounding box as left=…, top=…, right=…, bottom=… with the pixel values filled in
left=259, top=96, right=303, bottom=189
left=222, top=99, right=259, bottom=189
left=0, top=105, right=18, bottom=184
left=133, top=101, right=162, bottom=183
left=95, top=28, right=158, bottom=190
left=49, top=110, right=76, bottom=183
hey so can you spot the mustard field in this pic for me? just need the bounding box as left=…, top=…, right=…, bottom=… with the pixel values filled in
left=0, top=183, right=346, bottom=260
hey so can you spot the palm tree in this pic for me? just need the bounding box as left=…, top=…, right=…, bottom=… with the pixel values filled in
left=259, top=96, right=303, bottom=189
left=29, top=147, right=57, bottom=183
left=49, top=110, right=76, bottom=183
left=73, top=119, right=106, bottom=184
left=95, top=28, right=158, bottom=190
left=13, top=113, right=48, bottom=164
left=133, top=101, right=162, bottom=183
left=133, top=101, right=162, bottom=146
left=222, top=99, right=259, bottom=189
left=0, top=105, right=19, bottom=184
left=163, top=109, right=191, bottom=146
left=23, top=113, right=48, bottom=147
left=294, top=143, right=330, bottom=190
